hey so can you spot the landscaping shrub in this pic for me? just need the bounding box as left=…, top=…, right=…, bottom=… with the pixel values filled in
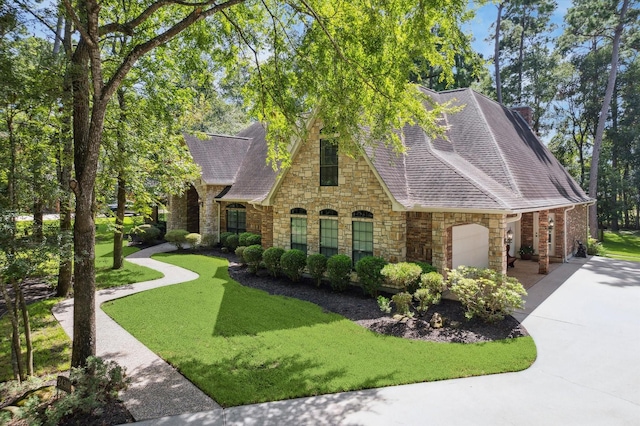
left=419, top=271, right=447, bottom=305
left=412, top=261, right=438, bottom=274
left=219, top=232, right=234, bottom=247
left=381, top=262, right=422, bottom=291
left=355, top=256, right=388, bottom=297
left=238, top=232, right=261, bottom=247
left=224, top=234, right=239, bottom=251
left=413, top=288, right=432, bottom=315
left=587, top=237, right=604, bottom=256
left=247, top=234, right=261, bottom=246
left=235, top=246, right=247, bottom=265
left=27, top=356, right=130, bottom=426
left=306, top=253, right=327, bottom=287
left=185, top=233, right=202, bottom=248
left=263, top=247, right=285, bottom=277
left=391, top=292, right=413, bottom=317
left=448, top=266, right=526, bottom=323
left=377, top=295, right=392, bottom=314
left=280, top=249, right=307, bottom=282
left=164, top=229, right=189, bottom=249
left=327, top=254, right=352, bottom=291
left=200, top=234, right=217, bottom=248
left=129, top=224, right=161, bottom=244
left=243, top=245, right=264, bottom=274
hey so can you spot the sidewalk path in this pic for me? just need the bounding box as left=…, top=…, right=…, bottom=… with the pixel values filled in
left=52, top=243, right=222, bottom=421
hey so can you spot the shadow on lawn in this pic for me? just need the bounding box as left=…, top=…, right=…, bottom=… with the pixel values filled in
left=176, top=351, right=395, bottom=409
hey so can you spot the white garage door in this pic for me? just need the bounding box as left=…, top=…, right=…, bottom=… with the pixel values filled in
left=452, top=224, right=489, bottom=269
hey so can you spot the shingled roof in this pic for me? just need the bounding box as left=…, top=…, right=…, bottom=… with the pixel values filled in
left=183, top=132, right=251, bottom=185
left=186, top=88, right=591, bottom=212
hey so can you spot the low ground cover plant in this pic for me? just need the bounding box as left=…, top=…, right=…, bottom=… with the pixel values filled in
left=448, top=266, right=526, bottom=323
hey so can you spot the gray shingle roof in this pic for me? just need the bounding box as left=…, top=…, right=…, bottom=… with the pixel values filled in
left=186, top=89, right=591, bottom=211
left=183, top=133, right=251, bottom=185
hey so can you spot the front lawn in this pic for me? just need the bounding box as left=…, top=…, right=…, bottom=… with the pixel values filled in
left=103, top=253, right=536, bottom=408
left=602, top=230, right=640, bottom=262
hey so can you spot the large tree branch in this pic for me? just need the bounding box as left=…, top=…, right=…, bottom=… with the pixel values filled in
left=100, top=0, right=244, bottom=104
left=62, top=0, right=95, bottom=48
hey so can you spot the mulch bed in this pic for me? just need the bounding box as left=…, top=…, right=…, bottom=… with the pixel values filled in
left=203, top=248, right=528, bottom=344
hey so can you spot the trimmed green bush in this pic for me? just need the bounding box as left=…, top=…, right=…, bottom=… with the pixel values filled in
left=355, top=256, right=388, bottom=297
left=448, top=266, right=526, bottom=323
left=201, top=234, right=217, bottom=248
left=165, top=229, right=189, bottom=249
left=306, top=253, right=327, bottom=287
left=419, top=271, right=447, bottom=305
left=392, top=292, right=413, bottom=318
left=235, top=246, right=247, bottom=265
left=185, top=233, right=202, bottom=248
left=412, top=261, right=438, bottom=274
left=129, top=224, right=161, bottom=243
left=219, top=232, right=234, bottom=247
left=224, top=234, right=240, bottom=251
left=587, top=237, right=604, bottom=255
left=247, top=234, right=261, bottom=246
left=280, top=249, right=307, bottom=282
left=263, top=247, right=285, bottom=277
left=381, top=262, right=422, bottom=291
left=327, top=254, right=352, bottom=291
left=413, top=288, right=432, bottom=315
left=243, top=245, right=264, bottom=274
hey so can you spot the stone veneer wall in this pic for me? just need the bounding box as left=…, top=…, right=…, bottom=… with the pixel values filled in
left=270, top=121, right=406, bottom=261
left=431, top=212, right=506, bottom=274
left=167, top=193, right=187, bottom=232
left=195, top=184, right=226, bottom=243
left=565, top=204, right=588, bottom=258
left=406, top=212, right=432, bottom=263
left=550, top=207, right=565, bottom=262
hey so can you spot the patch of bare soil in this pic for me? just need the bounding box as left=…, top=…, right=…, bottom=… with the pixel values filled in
left=205, top=248, right=528, bottom=344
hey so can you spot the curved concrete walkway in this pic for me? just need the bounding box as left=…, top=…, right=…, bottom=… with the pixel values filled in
left=56, top=247, right=640, bottom=425
left=52, top=243, right=222, bottom=421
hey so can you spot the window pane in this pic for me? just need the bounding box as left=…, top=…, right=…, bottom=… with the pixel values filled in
left=320, top=139, right=338, bottom=186
left=320, top=219, right=338, bottom=255
left=291, top=217, right=307, bottom=253
left=352, top=221, right=373, bottom=264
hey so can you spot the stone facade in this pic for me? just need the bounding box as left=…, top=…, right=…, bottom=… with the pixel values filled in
left=167, top=193, right=187, bottom=232
left=431, top=212, right=506, bottom=275
left=565, top=204, right=588, bottom=258
left=406, top=212, right=432, bottom=263
left=270, top=122, right=406, bottom=262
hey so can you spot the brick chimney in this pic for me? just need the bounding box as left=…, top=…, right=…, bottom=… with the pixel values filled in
left=511, top=106, right=534, bottom=129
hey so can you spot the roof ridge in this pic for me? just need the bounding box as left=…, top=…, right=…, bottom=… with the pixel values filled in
left=204, top=133, right=251, bottom=140
left=424, top=136, right=513, bottom=209
left=469, top=91, right=522, bottom=197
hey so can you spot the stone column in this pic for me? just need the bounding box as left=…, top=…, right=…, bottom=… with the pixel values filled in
left=431, top=212, right=447, bottom=275
left=488, top=215, right=507, bottom=275
left=167, top=193, right=187, bottom=232
left=538, top=210, right=549, bottom=274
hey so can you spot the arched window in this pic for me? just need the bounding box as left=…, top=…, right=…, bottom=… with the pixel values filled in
left=290, top=208, right=307, bottom=215
left=352, top=210, right=373, bottom=219
left=226, top=204, right=246, bottom=234
left=319, top=209, right=338, bottom=216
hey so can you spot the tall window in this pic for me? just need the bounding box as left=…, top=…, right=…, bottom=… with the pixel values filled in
left=290, top=208, right=307, bottom=253
left=319, top=209, right=338, bottom=257
left=320, top=138, right=338, bottom=186
left=226, top=203, right=246, bottom=234
left=352, top=211, right=373, bottom=265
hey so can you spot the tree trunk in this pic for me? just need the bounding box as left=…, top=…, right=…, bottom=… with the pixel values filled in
left=1, top=283, right=23, bottom=381
left=494, top=2, right=503, bottom=104
left=113, top=175, right=126, bottom=269
left=57, top=16, right=74, bottom=298
left=588, top=0, right=630, bottom=239
left=33, top=199, right=44, bottom=243
left=13, top=282, right=33, bottom=376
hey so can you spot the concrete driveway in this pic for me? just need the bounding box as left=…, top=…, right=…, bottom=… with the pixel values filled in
left=142, top=256, right=640, bottom=425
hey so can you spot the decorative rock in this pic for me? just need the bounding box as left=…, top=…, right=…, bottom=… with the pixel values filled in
left=430, top=312, right=443, bottom=329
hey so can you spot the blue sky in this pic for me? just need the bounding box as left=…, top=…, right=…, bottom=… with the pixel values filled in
left=466, top=0, right=573, bottom=60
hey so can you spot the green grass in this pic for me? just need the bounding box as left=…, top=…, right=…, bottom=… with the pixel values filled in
left=94, top=217, right=163, bottom=289
left=602, top=230, right=640, bottom=262
left=0, top=299, right=71, bottom=382
left=103, top=254, right=537, bottom=407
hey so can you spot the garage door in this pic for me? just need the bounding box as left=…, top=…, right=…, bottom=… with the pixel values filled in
left=452, top=224, right=489, bottom=269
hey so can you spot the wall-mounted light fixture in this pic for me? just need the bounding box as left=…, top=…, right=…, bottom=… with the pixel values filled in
left=505, top=228, right=513, bottom=244
left=548, top=217, right=555, bottom=230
